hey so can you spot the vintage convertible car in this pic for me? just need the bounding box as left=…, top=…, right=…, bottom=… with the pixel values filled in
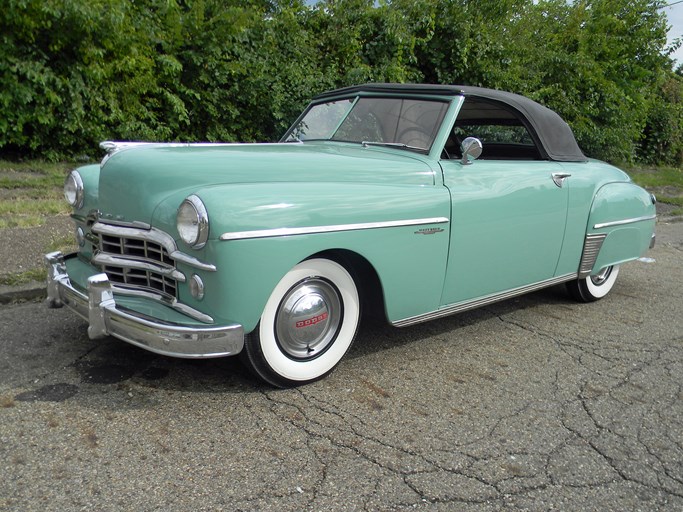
left=45, top=83, right=656, bottom=387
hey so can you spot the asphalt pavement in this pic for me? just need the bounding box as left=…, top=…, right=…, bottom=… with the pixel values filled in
left=0, top=216, right=681, bottom=511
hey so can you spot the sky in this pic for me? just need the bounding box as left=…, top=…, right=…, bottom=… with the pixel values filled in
left=664, top=1, right=683, bottom=67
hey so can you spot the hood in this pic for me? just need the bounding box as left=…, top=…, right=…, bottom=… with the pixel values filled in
left=97, top=142, right=435, bottom=225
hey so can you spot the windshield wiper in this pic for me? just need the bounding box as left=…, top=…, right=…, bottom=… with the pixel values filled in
left=360, top=141, right=426, bottom=152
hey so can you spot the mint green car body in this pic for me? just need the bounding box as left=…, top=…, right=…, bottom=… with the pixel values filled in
left=46, top=84, right=655, bottom=387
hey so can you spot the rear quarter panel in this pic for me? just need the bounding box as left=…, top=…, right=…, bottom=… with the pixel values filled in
left=555, top=160, right=655, bottom=276
left=587, top=182, right=655, bottom=271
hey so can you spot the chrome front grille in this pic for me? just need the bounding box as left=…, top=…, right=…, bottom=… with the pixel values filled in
left=101, top=261, right=178, bottom=296
left=92, top=223, right=182, bottom=298
left=100, top=234, right=174, bottom=266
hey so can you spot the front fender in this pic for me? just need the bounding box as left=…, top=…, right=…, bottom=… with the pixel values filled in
left=158, top=182, right=451, bottom=332
left=586, top=182, right=656, bottom=273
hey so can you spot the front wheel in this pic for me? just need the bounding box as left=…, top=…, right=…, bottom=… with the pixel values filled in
left=566, top=265, right=620, bottom=303
left=242, top=258, right=360, bottom=387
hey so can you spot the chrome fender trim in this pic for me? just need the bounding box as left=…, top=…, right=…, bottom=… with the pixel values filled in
left=45, top=252, right=243, bottom=359
left=220, top=217, right=450, bottom=241
left=593, top=214, right=657, bottom=230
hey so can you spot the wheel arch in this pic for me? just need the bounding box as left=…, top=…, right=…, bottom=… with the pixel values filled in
left=308, top=248, right=387, bottom=323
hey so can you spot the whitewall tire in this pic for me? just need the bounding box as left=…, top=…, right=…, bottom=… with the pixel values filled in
left=567, top=265, right=620, bottom=303
left=243, top=258, right=360, bottom=387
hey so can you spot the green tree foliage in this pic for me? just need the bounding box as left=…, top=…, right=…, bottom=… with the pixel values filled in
left=0, top=0, right=680, bottom=165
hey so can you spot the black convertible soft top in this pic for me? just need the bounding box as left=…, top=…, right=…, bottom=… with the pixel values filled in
left=314, top=83, right=587, bottom=162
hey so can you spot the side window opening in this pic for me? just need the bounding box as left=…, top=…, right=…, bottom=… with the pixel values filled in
left=445, top=98, right=543, bottom=160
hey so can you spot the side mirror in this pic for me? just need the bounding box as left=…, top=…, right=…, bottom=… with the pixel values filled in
left=460, top=137, right=483, bottom=165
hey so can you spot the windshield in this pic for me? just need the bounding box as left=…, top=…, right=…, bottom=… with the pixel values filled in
left=284, top=96, right=449, bottom=152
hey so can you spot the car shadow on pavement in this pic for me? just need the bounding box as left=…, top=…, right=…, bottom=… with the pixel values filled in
left=10, top=283, right=574, bottom=406
left=349, top=283, right=572, bottom=360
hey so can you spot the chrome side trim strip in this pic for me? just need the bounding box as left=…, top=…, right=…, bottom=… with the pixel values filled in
left=593, top=214, right=656, bottom=230
left=391, top=273, right=578, bottom=328
left=578, top=233, right=607, bottom=278
left=220, top=217, right=450, bottom=241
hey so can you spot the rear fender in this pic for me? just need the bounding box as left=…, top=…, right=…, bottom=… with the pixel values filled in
left=582, top=182, right=655, bottom=276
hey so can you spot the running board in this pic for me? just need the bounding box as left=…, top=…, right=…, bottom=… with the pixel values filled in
left=392, top=273, right=578, bottom=328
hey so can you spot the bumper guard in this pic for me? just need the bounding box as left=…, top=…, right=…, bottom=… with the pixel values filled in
left=45, top=252, right=244, bottom=358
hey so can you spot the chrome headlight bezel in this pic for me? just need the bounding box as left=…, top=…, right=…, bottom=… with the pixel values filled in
left=64, top=170, right=84, bottom=209
left=177, top=194, right=209, bottom=250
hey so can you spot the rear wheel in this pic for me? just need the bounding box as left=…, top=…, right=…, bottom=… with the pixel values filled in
left=243, top=258, right=360, bottom=387
left=566, top=265, right=620, bottom=302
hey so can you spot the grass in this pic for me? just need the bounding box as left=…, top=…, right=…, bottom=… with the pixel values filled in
left=626, top=165, right=683, bottom=216
left=0, top=229, right=73, bottom=288
left=0, top=267, right=46, bottom=286
left=0, top=160, right=73, bottom=225
left=0, top=196, right=68, bottom=215
left=0, top=160, right=77, bottom=284
left=626, top=166, right=683, bottom=189
left=0, top=215, right=45, bottom=229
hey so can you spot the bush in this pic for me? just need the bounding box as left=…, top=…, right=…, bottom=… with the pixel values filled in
left=0, top=0, right=680, bottom=165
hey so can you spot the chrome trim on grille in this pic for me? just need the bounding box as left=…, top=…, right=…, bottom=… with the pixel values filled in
left=92, top=222, right=216, bottom=272
left=170, top=252, right=216, bottom=272
left=578, top=233, right=607, bottom=278
left=93, top=222, right=177, bottom=254
left=97, top=218, right=152, bottom=230
left=92, top=253, right=186, bottom=282
left=392, top=273, right=578, bottom=328
left=593, top=214, right=656, bottom=230
left=220, top=217, right=450, bottom=241
left=94, top=224, right=179, bottom=297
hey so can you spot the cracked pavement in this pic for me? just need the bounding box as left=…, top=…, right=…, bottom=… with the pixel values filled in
left=1, top=221, right=681, bottom=511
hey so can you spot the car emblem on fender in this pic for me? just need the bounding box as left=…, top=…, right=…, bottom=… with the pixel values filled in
left=415, top=227, right=444, bottom=235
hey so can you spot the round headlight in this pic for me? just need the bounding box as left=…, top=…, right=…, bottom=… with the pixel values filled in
left=64, top=170, right=84, bottom=208
left=177, top=195, right=209, bottom=249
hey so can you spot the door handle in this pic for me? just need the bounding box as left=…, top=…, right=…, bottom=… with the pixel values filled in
left=551, top=173, right=571, bottom=188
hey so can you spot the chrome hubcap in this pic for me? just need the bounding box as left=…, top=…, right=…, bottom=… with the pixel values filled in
left=275, top=277, right=342, bottom=360
left=590, top=266, right=613, bottom=286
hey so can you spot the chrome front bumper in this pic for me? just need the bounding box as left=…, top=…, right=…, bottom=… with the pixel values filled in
left=45, top=252, right=244, bottom=358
